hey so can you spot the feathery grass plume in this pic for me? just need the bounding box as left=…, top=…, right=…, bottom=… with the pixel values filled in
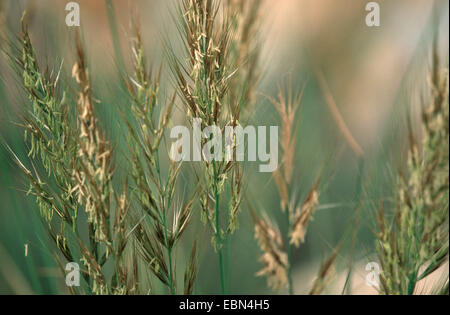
left=4, top=20, right=102, bottom=295
left=8, top=19, right=87, bottom=292
left=8, top=19, right=139, bottom=294
left=69, top=34, right=134, bottom=295
left=70, top=33, right=141, bottom=295
left=251, top=210, right=288, bottom=291
left=9, top=18, right=77, bottom=224
left=72, top=34, right=114, bottom=254
left=168, top=0, right=246, bottom=293
left=253, top=80, right=321, bottom=294
left=290, top=182, right=319, bottom=247
left=375, top=44, right=449, bottom=295
left=170, top=0, right=232, bottom=125
left=269, top=80, right=302, bottom=211
left=124, top=23, right=196, bottom=294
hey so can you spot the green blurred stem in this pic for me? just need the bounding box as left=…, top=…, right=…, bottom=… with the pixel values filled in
left=213, top=160, right=226, bottom=294
left=155, top=150, right=175, bottom=295
left=342, top=158, right=365, bottom=295
left=162, top=209, right=175, bottom=295
left=105, top=0, right=126, bottom=72
left=284, top=206, right=294, bottom=295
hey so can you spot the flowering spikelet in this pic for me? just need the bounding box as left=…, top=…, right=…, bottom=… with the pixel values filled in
left=172, top=0, right=233, bottom=125
left=252, top=211, right=288, bottom=290
left=269, top=80, right=301, bottom=210
left=290, top=184, right=319, bottom=247
left=72, top=35, right=113, bottom=248
left=10, top=18, right=77, bottom=226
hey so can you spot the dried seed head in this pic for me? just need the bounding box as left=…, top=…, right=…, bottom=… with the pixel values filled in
left=290, top=184, right=319, bottom=247
left=270, top=79, right=302, bottom=210
left=252, top=211, right=288, bottom=290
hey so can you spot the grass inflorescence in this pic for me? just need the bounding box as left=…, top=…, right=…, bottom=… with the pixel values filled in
left=374, top=44, right=449, bottom=295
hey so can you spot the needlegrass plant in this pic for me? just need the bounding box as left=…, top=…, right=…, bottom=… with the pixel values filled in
left=0, top=0, right=448, bottom=296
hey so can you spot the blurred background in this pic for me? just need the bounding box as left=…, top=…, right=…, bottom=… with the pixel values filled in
left=0, top=0, right=448, bottom=294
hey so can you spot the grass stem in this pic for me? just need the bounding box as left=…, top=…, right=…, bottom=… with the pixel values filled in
left=284, top=206, right=294, bottom=295
left=155, top=150, right=175, bottom=295
left=213, top=160, right=226, bottom=294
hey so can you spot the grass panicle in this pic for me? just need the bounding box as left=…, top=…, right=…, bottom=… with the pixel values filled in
left=252, top=80, right=321, bottom=294
left=375, top=45, right=449, bottom=295
left=168, top=0, right=263, bottom=294
left=124, top=22, right=197, bottom=295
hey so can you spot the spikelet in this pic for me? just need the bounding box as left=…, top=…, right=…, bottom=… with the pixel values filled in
left=269, top=80, right=301, bottom=210
left=172, top=0, right=233, bottom=125
left=290, top=184, right=319, bottom=247
left=252, top=211, right=288, bottom=290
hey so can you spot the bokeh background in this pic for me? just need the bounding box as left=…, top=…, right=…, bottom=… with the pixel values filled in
left=0, top=0, right=448, bottom=294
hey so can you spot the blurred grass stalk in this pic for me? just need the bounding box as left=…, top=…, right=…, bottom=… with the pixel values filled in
left=104, top=0, right=126, bottom=72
